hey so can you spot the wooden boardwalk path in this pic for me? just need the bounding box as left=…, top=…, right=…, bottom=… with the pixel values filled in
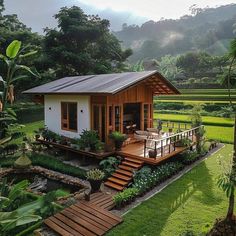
left=44, top=192, right=122, bottom=236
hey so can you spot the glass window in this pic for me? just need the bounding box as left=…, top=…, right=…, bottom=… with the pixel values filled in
left=61, top=102, right=77, bottom=132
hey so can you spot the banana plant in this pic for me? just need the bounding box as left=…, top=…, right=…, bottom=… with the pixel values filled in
left=0, top=40, right=39, bottom=111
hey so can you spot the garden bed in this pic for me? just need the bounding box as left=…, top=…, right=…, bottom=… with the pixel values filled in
left=111, top=143, right=223, bottom=216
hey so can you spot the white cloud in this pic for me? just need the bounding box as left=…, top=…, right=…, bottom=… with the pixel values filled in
left=78, top=0, right=236, bottom=20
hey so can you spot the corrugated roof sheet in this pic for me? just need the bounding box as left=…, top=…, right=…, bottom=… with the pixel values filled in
left=23, top=70, right=179, bottom=95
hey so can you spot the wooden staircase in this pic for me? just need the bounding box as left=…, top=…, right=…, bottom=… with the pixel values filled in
left=104, top=157, right=144, bottom=191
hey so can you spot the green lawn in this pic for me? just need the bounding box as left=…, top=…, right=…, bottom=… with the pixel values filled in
left=205, top=126, right=234, bottom=144
left=10, top=120, right=44, bottom=144
left=108, top=144, right=234, bottom=236
left=154, top=113, right=234, bottom=143
left=154, top=113, right=234, bottom=126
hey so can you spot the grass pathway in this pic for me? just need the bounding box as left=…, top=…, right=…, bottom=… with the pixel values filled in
left=107, top=145, right=234, bottom=236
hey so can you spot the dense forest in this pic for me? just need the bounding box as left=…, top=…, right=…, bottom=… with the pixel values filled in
left=0, top=0, right=236, bottom=97
left=0, top=0, right=132, bottom=99
left=115, top=4, right=236, bottom=61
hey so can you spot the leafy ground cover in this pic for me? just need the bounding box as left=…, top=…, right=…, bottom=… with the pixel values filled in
left=108, top=144, right=234, bottom=236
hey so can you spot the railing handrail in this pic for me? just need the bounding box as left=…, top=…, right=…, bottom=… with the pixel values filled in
left=146, top=125, right=203, bottom=143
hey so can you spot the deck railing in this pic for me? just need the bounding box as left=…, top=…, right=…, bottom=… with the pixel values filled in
left=144, top=125, right=203, bottom=158
left=154, top=119, right=192, bottom=130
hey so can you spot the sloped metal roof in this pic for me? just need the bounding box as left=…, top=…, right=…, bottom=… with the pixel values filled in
left=23, top=70, right=179, bottom=95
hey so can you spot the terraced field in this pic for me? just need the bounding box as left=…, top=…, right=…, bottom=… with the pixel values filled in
left=157, top=88, right=236, bottom=102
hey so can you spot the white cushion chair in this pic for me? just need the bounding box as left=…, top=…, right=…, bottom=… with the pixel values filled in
left=134, top=130, right=149, bottom=141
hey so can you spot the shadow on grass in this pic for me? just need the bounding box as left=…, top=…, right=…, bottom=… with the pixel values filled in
left=108, top=161, right=221, bottom=236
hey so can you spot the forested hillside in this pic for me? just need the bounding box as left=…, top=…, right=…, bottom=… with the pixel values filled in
left=114, top=4, right=236, bottom=62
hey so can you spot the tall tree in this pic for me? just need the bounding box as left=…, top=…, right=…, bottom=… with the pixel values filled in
left=43, top=6, right=132, bottom=77
left=216, top=39, right=236, bottom=225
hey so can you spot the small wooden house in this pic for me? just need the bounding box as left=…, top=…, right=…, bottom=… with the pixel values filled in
left=24, top=71, right=179, bottom=143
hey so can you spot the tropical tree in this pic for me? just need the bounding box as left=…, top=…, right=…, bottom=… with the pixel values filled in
left=43, top=6, right=132, bottom=77
left=155, top=55, right=183, bottom=81
left=0, top=40, right=39, bottom=111
left=217, top=38, right=236, bottom=222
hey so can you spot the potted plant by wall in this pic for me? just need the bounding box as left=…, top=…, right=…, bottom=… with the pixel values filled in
left=109, top=131, right=127, bottom=151
left=78, top=129, right=100, bottom=152
left=86, top=169, right=105, bottom=193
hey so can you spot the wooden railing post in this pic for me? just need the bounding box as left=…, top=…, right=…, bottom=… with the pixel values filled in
left=144, top=139, right=147, bottom=157
left=161, top=140, right=163, bottom=157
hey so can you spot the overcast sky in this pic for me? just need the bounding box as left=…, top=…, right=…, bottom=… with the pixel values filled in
left=4, top=0, right=236, bottom=33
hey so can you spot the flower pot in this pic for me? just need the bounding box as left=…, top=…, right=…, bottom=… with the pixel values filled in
left=88, top=179, right=102, bottom=193
left=114, top=141, right=123, bottom=151
left=149, top=150, right=157, bottom=158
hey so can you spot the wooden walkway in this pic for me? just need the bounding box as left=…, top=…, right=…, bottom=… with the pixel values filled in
left=44, top=192, right=122, bottom=236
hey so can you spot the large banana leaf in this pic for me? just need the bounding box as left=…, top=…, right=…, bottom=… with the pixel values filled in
left=6, top=40, right=21, bottom=59
left=19, top=50, right=38, bottom=58
left=14, top=65, right=40, bottom=78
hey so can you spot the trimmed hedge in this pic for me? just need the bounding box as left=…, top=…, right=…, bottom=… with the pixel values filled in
left=30, top=154, right=87, bottom=179
left=0, top=153, right=87, bottom=180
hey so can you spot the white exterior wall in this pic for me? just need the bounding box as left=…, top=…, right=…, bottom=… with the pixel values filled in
left=44, top=94, right=91, bottom=139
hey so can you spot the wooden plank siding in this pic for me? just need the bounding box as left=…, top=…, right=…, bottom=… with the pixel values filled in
left=91, top=81, right=154, bottom=144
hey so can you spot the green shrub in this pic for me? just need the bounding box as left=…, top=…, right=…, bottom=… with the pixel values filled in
left=133, top=162, right=184, bottom=195
left=78, top=129, right=100, bottom=151
left=181, top=151, right=199, bottom=165
left=99, top=156, right=120, bottom=177
left=86, top=169, right=105, bottom=180
left=113, top=188, right=139, bottom=208
left=30, top=154, right=87, bottom=179
left=133, top=166, right=152, bottom=182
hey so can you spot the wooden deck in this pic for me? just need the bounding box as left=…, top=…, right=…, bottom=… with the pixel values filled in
left=44, top=192, right=122, bottom=236
left=118, top=142, right=188, bottom=165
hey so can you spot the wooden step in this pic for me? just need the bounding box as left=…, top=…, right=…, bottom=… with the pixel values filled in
left=115, top=169, right=133, bottom=177
left=104, top=181, right=124, bottom=191
left=108, top=177, right=128, bottom=186
left=124, top=157, right=144, bottom=165
left=122, top=161, right=141, bottom=169
left=118, top=164, right=134, bottom=172
left=112, top=173, right=132, bottom=181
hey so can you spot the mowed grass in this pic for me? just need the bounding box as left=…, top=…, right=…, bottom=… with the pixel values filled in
left=108, top=144, right=234, bottom=236
left=205, top=126, right=234, bottom=144
left=154, top=113, right=234, bottom=126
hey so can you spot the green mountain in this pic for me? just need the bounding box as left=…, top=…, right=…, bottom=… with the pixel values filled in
left=114, top=4, right=236, bottom=62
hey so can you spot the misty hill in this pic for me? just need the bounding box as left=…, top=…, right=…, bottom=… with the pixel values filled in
left=114, top=4, right=236, bottom=62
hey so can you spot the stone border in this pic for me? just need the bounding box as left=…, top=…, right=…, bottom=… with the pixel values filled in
left=0, top=166, right=88, bottom=188
left=111, top=144, right=224, bottom=216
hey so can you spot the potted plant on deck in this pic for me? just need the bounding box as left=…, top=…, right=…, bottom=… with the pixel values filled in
left=109, top=131, right=127, bottom=151
left=86, top=169, right=105, bottom=193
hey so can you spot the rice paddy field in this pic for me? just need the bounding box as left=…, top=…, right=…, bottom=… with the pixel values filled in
left=157, top=88, right=236, bottom=102
left=154, top=88, right=235, bottom=144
